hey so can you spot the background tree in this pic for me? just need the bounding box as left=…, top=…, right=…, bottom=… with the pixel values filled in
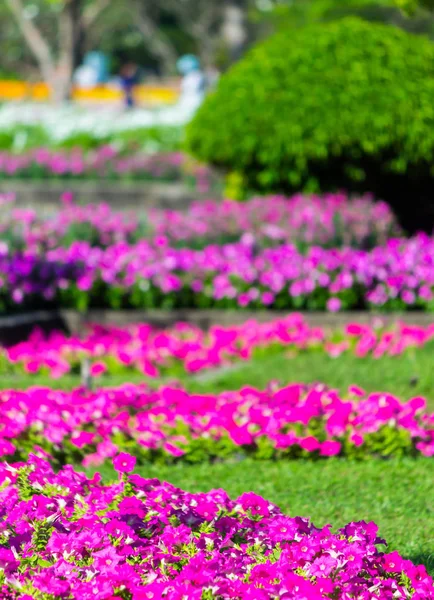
left=5, top=0, right=112, bottom=102
left=127, top=0, right=178, bottom=75
left=132, top=0, right=249, bottom=70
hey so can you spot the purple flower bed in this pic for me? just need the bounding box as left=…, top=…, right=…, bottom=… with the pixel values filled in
left=36, top=234, right=434, bottom=311
left=0, top=249, right=82, bottom=309
left=0, top=454, right=432, bottom=599
left=2, top=234, right=434, bottom=312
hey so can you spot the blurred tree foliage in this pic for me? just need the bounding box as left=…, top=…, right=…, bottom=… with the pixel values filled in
left=2, top=0, right=434, bottom=90
left=1, top=0, right=250, bottom=82
left=394, top=0, right=434, bottom=14
left=250, top=0, right=434, bottom=36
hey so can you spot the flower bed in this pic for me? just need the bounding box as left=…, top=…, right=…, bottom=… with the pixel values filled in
left=4, top=316, right=434, bottom=379
left=0, top=455, right=432, bottom=599
left=0, top=148, right=214, bottom=187
left=0, top=193, right=433, bottom=313
left=0, top=193, right=399, bottom=251
left=3, top=233, right=434, bottom=312
left=0, top=251, right=81, bottom=308
left=0, top=240, right=430, bottom=312
left=0, top=103, right=189, bottom=145
left=147, top=194, right=399, bottom=250
left=1, top=382, right=432, bottom=465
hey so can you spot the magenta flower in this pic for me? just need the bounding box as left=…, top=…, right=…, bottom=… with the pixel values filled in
left=237, top=492, right=272, bottom=517
left=320, top=440, right=342, bottom=456
left=113, top=452, right=136, bottom=473
left=0, top=457, right=431, bottom=598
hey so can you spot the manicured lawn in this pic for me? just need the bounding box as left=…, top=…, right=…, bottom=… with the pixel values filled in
left=187, top=349, right=434, bottom=410
left=92, top=457, right=434, bottom=575
left=2, top=347, right=434, bottom=408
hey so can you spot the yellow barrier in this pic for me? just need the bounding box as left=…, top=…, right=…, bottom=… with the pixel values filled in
left=0, top=80, right=180, bottom=105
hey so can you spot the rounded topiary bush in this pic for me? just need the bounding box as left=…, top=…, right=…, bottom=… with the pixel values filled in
left=186, top=18, right=434, bottom=233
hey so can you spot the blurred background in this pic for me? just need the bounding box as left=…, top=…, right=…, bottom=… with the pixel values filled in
left=0, top=1, right=434, bottom=587
left=2, top=0, right=434, bottom=104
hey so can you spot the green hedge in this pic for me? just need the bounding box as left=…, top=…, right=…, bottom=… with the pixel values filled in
left=186, top=17, right=434, bottom=232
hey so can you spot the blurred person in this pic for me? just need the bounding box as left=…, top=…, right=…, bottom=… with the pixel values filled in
left=73, top=63, right=98, bottom=89
left=176, top=55, right=207, bottom=112
left=120, top=62, right=140, bottom=109
left=73, top=52, right=109, bottom=89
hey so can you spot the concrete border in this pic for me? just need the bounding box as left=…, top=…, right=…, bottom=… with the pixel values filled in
left=63, top=309, right=434, bottom=329
left=0, top=180, right=214, bottom=211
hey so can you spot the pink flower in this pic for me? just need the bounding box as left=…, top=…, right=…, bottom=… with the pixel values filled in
left=348, top=385, right=365, bottom=397
left=163, top=442, right=185, bottom=457
left=382, top=551, right=406, bottom=573
left=300, top=436, right=320, bottom=452
left=237, top=492, right=271, bottom=517
left=90, top=361, right=107, bottom=377
left=320, top=440, right=341, bottom=456
left=326, top=297, right=341, bottom=312
left=113, top=452, right=136, bottom=473
left=60, top=191, right=74, bottom=205
left=309, top=554, right=338, bottom=577
left=349, top=433, right=364, bottom=447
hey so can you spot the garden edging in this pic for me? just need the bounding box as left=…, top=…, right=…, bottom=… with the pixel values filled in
left=0, top=180, right=211, bottom=211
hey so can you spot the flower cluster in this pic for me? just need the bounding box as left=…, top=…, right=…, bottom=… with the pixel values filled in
left=0, top=249, right=82, bottom=310
left=4, top=316, right=434, bottom=379
left=0, top=147, right=212, bottom=185
left=0, top=382, right=432, bottom=465
left=0, top=194, right=140, bottom=252
left=0, top=455, right=432, bottom=599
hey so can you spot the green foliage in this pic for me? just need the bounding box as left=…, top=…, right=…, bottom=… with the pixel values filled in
left=187, top=17, right=434, bottom=231
left=395, top=0, right=434, bottom=14
left=252, top=0, right=396, bottom=29
left=16, top=465, right=38, bottom=501
left=32, top=520, right=54, bottom=553
left=0, top=125, right=51, bottom=152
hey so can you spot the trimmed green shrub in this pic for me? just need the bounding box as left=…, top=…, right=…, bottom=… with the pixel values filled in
left=186, top=17, right=434, bottom=232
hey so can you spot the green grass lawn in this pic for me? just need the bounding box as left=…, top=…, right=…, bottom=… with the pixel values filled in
left=2, top=347, right=434, bottom=407
left=3, top=348, right=434, bottom=574
left=188, top=350, right=434, bottom=410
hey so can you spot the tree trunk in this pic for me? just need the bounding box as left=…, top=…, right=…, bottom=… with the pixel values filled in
left=5, top=0, right=57, bottom=93
left=6, top=0, right=111, bottom=104
left=53, top=0, right=82, bottom=103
